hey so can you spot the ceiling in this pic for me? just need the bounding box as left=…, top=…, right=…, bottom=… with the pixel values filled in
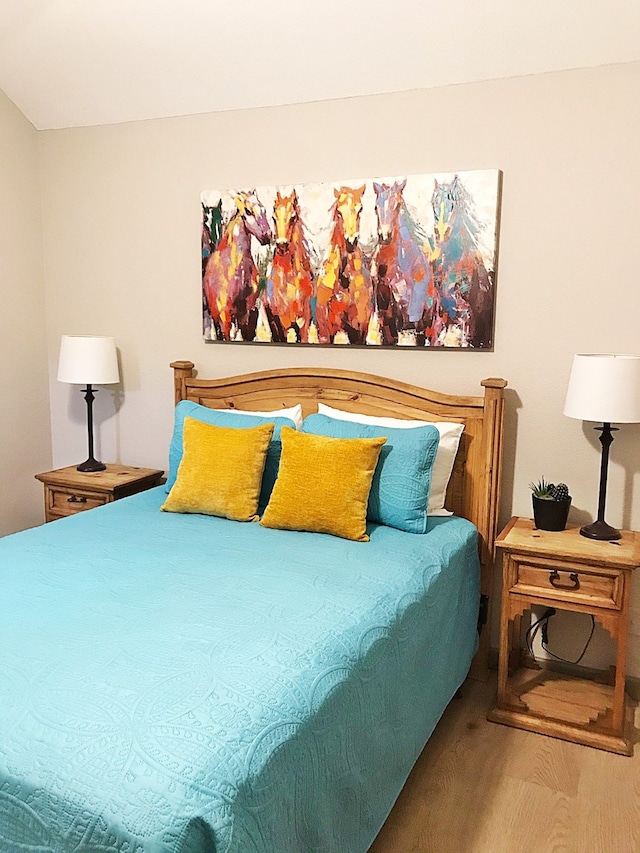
left=1, top=0, right=639, bottom=130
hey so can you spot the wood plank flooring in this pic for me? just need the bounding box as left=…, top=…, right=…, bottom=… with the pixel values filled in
left=370, top=676, right=640, bottom=853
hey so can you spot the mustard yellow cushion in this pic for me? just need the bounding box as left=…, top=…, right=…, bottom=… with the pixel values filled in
left=260, top=427, right=386, bottom=541
left=161, top=417, right=274, bottom=521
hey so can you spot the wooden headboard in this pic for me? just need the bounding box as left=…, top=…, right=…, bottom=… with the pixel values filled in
left=171, top=360, right=507, bottom=672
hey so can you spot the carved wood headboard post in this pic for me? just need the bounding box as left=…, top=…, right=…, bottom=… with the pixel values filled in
left=470, top=377, right=507, bottom=678
left=170, top=360, right=195, bottom=406
left=478, top=377, right=508, bottom=564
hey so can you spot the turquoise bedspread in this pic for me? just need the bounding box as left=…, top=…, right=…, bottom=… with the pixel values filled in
left=0, top=487, right=480, bottom=853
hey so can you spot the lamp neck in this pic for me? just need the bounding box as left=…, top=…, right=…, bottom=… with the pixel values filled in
left=580, top=421, right=620, bottom=540
left=77, top=384, right=106, bottom=472
left=594, top=422, right=617, bottom=522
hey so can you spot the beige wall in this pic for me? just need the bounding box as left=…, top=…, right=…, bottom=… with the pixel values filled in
left=0, top=91, right=52, bottom=535
left=38, top=62, right=640, bottom=672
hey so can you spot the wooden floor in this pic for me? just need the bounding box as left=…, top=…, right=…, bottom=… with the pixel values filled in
left=370, top=676, right=640, bottom=853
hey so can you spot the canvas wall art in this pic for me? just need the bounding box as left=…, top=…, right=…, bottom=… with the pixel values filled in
left=201, top=169, right=501, bottom=348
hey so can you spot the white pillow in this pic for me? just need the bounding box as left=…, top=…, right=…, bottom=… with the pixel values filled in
left=222, top=404, right=303, bottom=430
left=317, top=403, right=464, bottom=516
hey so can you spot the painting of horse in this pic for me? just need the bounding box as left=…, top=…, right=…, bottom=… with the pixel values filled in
left=430, top=176, right=495, bottom=348
left=201, top=200, right=223, bottom=275
left=372, top=179, right=435, bottom=346
left=315, top=185, right=373, bottom=344
left=202, top=190, right=272, bottom=341
left=201, top=169, right=501, bottom=348
left=263, top=189, right=314, bottom=343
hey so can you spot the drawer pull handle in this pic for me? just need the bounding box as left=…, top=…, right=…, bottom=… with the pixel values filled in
left=67, top=495, right=87, bottom=504
left=549, top=570, right=580, bottom=590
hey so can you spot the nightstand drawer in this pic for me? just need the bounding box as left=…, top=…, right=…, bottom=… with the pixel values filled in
left=511, top=559, right=622, bottom=610
left=48, top=488, right=108, bottom=516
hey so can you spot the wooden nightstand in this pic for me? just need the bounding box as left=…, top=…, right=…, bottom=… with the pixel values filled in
left=488, top=516, right=639, bottom=755
left=35, top=464, right=164, bottom=523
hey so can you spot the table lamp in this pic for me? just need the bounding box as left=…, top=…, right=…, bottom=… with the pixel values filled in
left=563, top=353, right=640, bottom=540
left=57, top=335, right=120, bottom=472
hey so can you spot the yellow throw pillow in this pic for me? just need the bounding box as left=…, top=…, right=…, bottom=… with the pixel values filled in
left=161, top=417, right=274, bottom=521
left=260, top=427, right=386, bottom=541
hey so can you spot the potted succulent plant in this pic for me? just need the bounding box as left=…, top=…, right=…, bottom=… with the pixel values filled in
left=529, top=478, right=572, bottom=531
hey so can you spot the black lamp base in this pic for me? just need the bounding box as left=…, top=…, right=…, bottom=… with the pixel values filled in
left=580, top=422, right=621, bottom=541
left=580, top=519, right=621, bottom=541
left=77, top=458, right=106, bottom=473
left=77, top=384, right=106, bottom=473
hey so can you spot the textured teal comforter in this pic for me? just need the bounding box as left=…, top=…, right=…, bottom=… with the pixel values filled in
left=0, top=487, right=480, bottom=852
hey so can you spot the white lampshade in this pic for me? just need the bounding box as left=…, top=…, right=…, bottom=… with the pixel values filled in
left=563, top=354, right=640, bottom=424
left=57, top=335, right=120, bottom=385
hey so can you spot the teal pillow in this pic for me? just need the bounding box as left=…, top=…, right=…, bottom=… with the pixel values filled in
left=167, top=401, right=296, bottom=507
left=302, top=413, right=440, bottom=534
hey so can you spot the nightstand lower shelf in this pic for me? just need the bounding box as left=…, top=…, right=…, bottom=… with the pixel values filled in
left=488, top=668, right=634, bottom=755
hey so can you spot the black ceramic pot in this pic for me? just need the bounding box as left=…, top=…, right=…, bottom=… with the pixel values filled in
left=532, top=496, right=571, bottom=531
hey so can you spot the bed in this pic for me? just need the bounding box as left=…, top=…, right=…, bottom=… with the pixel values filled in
left=0, top=363, right=506, bottom=853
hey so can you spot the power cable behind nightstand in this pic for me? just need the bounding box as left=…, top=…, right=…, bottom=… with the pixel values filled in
left=541, top=613, right=596, bottom=666
left=525, top=607, right=556, bottom=657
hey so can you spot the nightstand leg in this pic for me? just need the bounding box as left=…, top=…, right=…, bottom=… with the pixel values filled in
left=613, top=570, right=632, bottom=735
left=613, top=629, right=628, bottom=735
left=496, top=563, right=512, bottom=708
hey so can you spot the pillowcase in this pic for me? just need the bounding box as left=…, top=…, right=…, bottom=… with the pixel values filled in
left=161, top=418, right=274, bottom=521
left=221, top=404, right=303, bottom=430
left=302, top=414, right=439, bottom=534
left=316, top=403, right=464, bottom=516
left=167, top=400, right=296, bottom=507
left=260, top=427, right=386, bottom=541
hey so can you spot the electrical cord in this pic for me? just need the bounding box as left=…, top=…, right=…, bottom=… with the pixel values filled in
left=524, top=608, right=555, bottom=657
left=525, top=607, right=596, bottom=666
left=541, top=613, right=596, bottom=665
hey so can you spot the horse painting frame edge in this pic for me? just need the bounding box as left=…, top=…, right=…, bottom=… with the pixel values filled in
left=201, top=169, right=502, bottom=350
